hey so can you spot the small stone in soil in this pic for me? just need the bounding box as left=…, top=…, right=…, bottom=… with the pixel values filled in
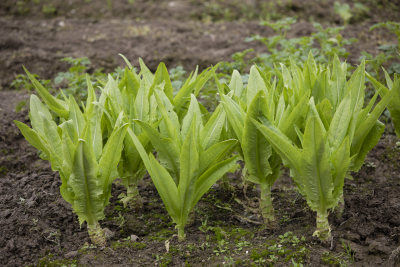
left=130, top=234, right=139, bottom=241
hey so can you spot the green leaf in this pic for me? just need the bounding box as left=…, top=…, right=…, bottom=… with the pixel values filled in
left=221, top=95, right=245, bottom=143
left=29, top=95, right=53, bottom=134
left=278, top=93, right=309, bottom=138
left=154, top=89, right=181, bottom=144
left=178, top=121, right=199, bottom=219
left=119, top=53, right=134, bottom=70
left=98, top=123, right=128, bottom=205
left=243, top=90, right=273, bottom=183
left=127, top=128, right=180, bottom=221
left=229, top=70, right=244, bottom=98
left=252, top=118, right=302, bottom=174
left=200, top=104, right=226, bottom=150
left=351, top=121, right=384, bottom=171
left=134, top=120, right=180, bottom=182
left=181, top=95, right=203, bottom=139
left=199, top=139, right=237, bottom=175
left=70, top=139, right=104, bottom=226
left=23, top=66, right=69, bottom=118
left=153, top=62, right=174, bottom=101
left=14, top=120, right=50, bottom=158
left=247, top=66, right=266, bottom=108
left=173, top=65, right=218, bottom=115
left=347, top=61, right=365, bottom=113
left=139, top=58, right=154, bottom=86
left=68, top=96, right=85, bottom=137
left=85, top=74, right=97, bottom=116
left=301, top=115, right=333, bottom=212
left=351, top=86, right=393, bottom=156
left=331, top=137, right=350, bottom=200
left=327, top=95, right=352, bottom=151
left=190, top=155, right=239, bottom=211
left=134, top=81, right=150, bottom=122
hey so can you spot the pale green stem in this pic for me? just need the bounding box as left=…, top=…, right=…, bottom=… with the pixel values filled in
left=313, top=211, right=331, bottom=241
left=87, top=222, right=106, bottom=247
left=260, top=183, right=276, bottom=226
left=335, top=191, right=345, bottom=219
left=122, top=177, right=142, bottom=209
left=221, top=173, right=234, bottom=192
left=127, top=182, right=142, bottom=207
left=177, top=225, right=186, bottom=241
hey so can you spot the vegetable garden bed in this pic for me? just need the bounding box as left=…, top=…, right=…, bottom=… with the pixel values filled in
left=1, top=1, right=400, bottom=266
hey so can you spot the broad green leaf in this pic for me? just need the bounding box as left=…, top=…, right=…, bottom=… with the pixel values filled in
left=174, top=65, right=218, bottom=115
left=14, top=120, right=50, bottom=158
left=134, top=120, right=180, bottom=181
left=200, top=104, right=226, bottom=149
left=178, top=121, right=199, bottom=219
left=29, top=95, right=53, bottom=134
left=327, top=95, right=352, bottom=150
left=331, top=55, right=347, bottom=108
left=199, top=139, right=237, bottom=175
left=347, top=61, right=365, bottom=113
left=98, top=123, right=128, bottom=205
left=247, top=66, right=266, bottom=108
left=351, top=87, right=393, bottom=155
left=134, top=82, right=150, bottom=122
left=41, top=112, right=63, bottom=169
left=139, top=58, right=154, bottom=86
left=331, top=137, right=350, bottom=200
left=23, top=66, right=69, bottom=118
left=316, top=99, right=333, bottom=130
left=85, top=74, right=97, bottom=116
left=278, top=93, right=309, bottom=138
left=221, top=94, right=245, bottom=143
left=190, top=155, right=239, bottom=211
left=59, top=124, right=76, bottom=202
left=127, top=128, right=180, bottom=220
left=70, top=139, right=104, bottom=226
left=154, top=89, right=180, bottom=144
left=252, top=118, right=302, bottom=173
left=280, top=63, right=292, bottom=89
left=229, top=70, right=244, bottom=98
left=153, top=62, right=174, bottom=101
left=181, top=95, right=203, bottom=139
left=244, top=90, right=273, bottom=183
left=351, top=121, right=384, bottom=171
left=68, top=96, right=85, bottom=137
left=301, top=115, right=333, bottom=212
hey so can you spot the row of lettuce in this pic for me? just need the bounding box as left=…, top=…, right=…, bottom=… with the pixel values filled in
left=15, top=53, right=400, bottom=246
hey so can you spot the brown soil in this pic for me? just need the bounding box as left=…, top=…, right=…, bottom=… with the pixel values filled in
left=1, top=0, right=400, bottom=266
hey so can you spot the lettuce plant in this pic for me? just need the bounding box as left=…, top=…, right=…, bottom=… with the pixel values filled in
left=97, top=60, right=160, bottom=208
left=99, top=57, right=218, bottom=208
left=129, top=90, right=238, bottom=240
left=14, top=81, right=128, bottom=246
left=252, top=61, right=394, bottom=241
left=221, top=66, right=309, bottom=226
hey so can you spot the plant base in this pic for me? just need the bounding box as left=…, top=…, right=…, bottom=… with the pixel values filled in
left=313, top=211, right=331, bottom=242
left=121, top=185, right=143, bottom=210
left=88, top=223, right=107, bottom=247
left=260, top=183, right=277, bottom=228
left=177, top=225, right=186, bottom=241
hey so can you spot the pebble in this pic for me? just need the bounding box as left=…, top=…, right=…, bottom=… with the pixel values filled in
left=130, top=234, right=139, bottom=241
